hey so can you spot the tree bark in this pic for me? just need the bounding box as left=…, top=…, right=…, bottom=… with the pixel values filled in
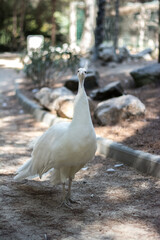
left=51, top=0, right=56, bottom=46
left=158, top=0, right=160, bottom=63
left=80, top=0, right=96, bottom=53
left=19, top=0, right=26, bottom=49
left=12, top=0, right=18, bottom=50
left=114, top=0, right=119, bottom=51
left=94, top=0, right=106, bottom=59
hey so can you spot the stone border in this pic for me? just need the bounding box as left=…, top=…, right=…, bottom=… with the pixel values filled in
left=97, top=137, right=160, bottom=178
left=15, top=79, right=68, bottom=126
left=15, top=78, right=160, bottom=178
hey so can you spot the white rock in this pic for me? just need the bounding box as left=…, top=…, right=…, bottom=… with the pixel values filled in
left=2, top=102, right=7, bottom=107
left=99, top=47, right=115, bottom=62
left=106, top=168, right=115, bottom=172
left=35, top=87, right=52, bottom=107
left=54, top=96, right=75, bottom=119
left=82, top=167, right=88, bottom=171
left=32, top=88, right=39, bottom=93
left=35, top=87, right=94, bottom=119
left=35, top=87, right=74, bottom=111
left=95, top=94, right=145, bottom=125
left=19, top=109, right=24, bottom=114
left=50, top=87, right=74, bottom=102
left=114, top=164, right=124, bottom=168
left=55, top=96, right=94, bottom=119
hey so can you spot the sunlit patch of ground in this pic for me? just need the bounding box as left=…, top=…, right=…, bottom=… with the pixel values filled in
left=0, top=54, right=23, bottom=69
left=0, top=63, right=160, bottom=240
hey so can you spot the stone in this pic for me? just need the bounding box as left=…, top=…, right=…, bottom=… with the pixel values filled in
left=99, top=47, right=115, bottom=62
left=55, top=95, right=95, bottom=119
left=54, top=96, right=75, bottom=119
left=64, top=76, right=78, bottom=91
left=35, top=86, right=94, bottom=119
left=142, top=54, right=153, bottom=61
left=95, top=94, right=145, bottom=125
left=118, top=47, right=131, bottom=62
left=34, top=87, right=52, bottom=107
left=90, top=81, right=124, bottom=101
left=98, top=42, right=110, bottom=51
left=86, top=69, right=100, bottom=79
left=131, top=48, right=152, bottom=59
left=65, top=72, right=99, bottom=91
left=130, top=63, right=160, bottom=87
left=84, top=73, right=99, bottom=89
left=108, top=62, right=117, bottom=68
left=35, top=87, right=74, bottom=110
left=50, top=87, right=74, bottom=102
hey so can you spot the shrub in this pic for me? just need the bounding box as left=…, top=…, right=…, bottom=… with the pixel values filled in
left=22, top=42, right=80, bottom=87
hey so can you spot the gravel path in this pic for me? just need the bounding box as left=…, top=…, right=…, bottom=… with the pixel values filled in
left=0, top=62, right=160, bottom=240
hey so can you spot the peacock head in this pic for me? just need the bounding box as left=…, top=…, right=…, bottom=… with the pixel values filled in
left=77, top=68, right=87, bottom=86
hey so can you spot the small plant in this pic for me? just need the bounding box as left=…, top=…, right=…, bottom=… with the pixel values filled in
left=22, top=42, right=80, bottom=87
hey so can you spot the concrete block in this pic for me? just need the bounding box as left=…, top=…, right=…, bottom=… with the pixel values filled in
left=97, top=137, right=160, bottom=178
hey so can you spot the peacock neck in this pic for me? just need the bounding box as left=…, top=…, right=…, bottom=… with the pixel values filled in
left=71, top=83, right=93, bottom=128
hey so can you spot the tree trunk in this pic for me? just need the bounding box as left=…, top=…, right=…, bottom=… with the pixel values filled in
left=51, top=0, right=56, bottom=46
left=94, top=0, right=106, bottom=59
left=69, top=2, right=77, bottom=47
left=19, top=0, right=26, bottom=49
left=12, top=0, right=18, bottom=50
left=80, top=0, right=96, bottom=53
left=158, top=0, right=160, bottom=63
left=138, top=7, right=145, bottom=50
left=114, top=0, right=119, bottom=51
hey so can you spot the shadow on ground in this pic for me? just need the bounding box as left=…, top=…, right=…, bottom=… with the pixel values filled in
left=0, top=67, right=160, bottom=240
left=0, top=153, right=160, bottom=240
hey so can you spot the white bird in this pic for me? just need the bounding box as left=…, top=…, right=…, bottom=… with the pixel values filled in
left=14, top=68, right=97, bottom=207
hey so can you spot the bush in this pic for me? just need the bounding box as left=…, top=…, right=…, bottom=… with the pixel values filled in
left=22, top=42, right=80, bottom=87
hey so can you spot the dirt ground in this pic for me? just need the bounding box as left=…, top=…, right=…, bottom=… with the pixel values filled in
left=0, top=59, right=160, bottom=240
left=20, top=59, right=160, bottom=155
left=93, top=60, right=160, bottom=155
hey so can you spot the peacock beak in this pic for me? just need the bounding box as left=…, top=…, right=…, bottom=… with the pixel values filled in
left=77, top=68, right=87, bottom=87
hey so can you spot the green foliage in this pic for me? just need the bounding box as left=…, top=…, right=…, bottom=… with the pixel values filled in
left=23, top=42, right=80, bottom=87
left=54, top=11, right=69, bottom=35
left=0, top=0, right=71, bottom=51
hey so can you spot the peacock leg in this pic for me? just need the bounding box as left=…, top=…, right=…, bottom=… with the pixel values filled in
left=67, top=177, right=81, bottom=204
left=68, top=177, right=72, bottom=200
left=59, top=182, right=73, bottom=209
left=62, top=183, right=66, bottom=201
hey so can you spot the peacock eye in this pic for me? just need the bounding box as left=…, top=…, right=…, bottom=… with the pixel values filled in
left=77, top=70, right=79, bottom=73
left=84, top=71, right=87, bottom=74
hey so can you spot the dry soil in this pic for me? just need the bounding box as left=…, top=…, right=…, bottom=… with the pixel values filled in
left=0, top=60, right=160, bottom=240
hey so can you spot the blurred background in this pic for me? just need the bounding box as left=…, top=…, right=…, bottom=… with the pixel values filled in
left=0, top=0, right=159, bottom=55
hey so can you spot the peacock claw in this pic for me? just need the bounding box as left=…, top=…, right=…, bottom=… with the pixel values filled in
left=58, top=199, right=73, bottom=210
left=58, top=196, right=81, bottom=209
left=68, top=198, right=81, bottom=204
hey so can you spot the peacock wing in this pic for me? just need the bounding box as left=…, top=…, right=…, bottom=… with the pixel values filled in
left=30, top=121, right=70, bottom=177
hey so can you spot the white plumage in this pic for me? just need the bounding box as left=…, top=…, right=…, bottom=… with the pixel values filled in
left=14, top=68, right=97, bottom=206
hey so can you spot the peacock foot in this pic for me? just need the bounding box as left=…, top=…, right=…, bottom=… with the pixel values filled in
left=58, top=196, right=81, bottom=209
left=68, top=198, right=81, bottom=204
left=58, top=199, right=73, bottom=210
